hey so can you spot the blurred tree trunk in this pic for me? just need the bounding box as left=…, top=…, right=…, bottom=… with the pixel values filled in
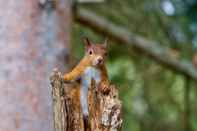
left=0, top=0, right=72, bottom=131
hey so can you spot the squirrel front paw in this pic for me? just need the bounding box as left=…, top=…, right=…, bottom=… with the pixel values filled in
left=61, top=76, right=70, bottom=83
left=62, top=75, right=81, bottom=83
left=63, top=74, right=72, bottom=83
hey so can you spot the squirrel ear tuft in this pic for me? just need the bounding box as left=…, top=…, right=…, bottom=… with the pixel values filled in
left=103, top=38, right=108, bottom=48
left=83, top=37, right=91, bottom=49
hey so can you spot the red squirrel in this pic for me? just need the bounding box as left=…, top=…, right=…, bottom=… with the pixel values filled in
left=63, top=37, right=110, bottom=118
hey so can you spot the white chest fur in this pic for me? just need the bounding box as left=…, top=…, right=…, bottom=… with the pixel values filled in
left=81, top=66, right=101, bottom=87
left=80, top=67, right=101, bottom=116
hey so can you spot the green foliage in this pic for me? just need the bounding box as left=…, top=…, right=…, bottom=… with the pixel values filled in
left=72, top=0, right=197, bottom=130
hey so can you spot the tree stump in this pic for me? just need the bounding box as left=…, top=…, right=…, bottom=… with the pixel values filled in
left=50, top=69, right=122, bottom=131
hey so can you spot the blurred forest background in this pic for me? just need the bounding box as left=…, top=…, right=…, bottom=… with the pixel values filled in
left=73, top=0, right=197, bottom=131
left=1, top=0, right=197, bottom=131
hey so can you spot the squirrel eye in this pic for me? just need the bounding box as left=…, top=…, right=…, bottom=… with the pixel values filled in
left=89, top=50, right=93, bottom=55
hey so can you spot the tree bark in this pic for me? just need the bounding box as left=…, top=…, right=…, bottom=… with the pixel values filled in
left=50, top=69, right=122, bottom=131
left=0, top=0, right=72, bottom=131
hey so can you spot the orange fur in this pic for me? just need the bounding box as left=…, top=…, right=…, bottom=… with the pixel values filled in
left=63, top=38, right=111, bottom=127
left=64, top=56, right=91, bottom=82
left=63, top=38, right=110, bottom=93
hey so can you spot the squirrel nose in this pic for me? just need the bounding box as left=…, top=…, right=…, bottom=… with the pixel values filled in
left=98, top=57, right=103, bottom=64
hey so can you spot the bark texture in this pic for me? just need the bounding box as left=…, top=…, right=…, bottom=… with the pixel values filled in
left=50, top=69, right=122, bottom=131
left=0, top=0, right=72, bottom=131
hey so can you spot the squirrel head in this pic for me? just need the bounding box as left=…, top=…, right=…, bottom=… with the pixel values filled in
left=83, top=37, right=108, bottom=67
